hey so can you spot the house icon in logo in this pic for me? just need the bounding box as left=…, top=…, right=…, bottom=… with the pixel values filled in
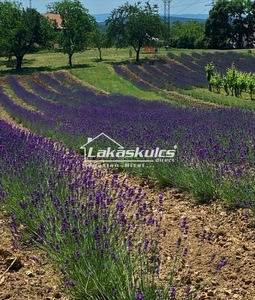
left=80, top=133, right=124, bottom=160
left=80, top=133, right=177, bottom=165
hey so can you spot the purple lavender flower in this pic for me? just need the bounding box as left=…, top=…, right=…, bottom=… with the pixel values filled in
left=200, top=230, right=207, bottom=242
left=60, top=266, right=66, bottom=275
left=94, top=225, right=100, bottom=240
left=184, top=284, right=191, bottom=298
left=143, top=238, right=150, bottom=252
left=158, top=194, right=163, bottom=205
left=64, top=281, right=69, bottom=287
left=76, top=250, right=81, bottom=259
left=183, top=247, right=188, bottom=257
left=102, top=224, right=108, bottom=234
left=212, top=256, right=227, bottom=274
left=69, top=281, right=76, bottom=288
left=32, top=256, right=41, bottom=265
left=146, top=213, right=155, bottom=226
left=177, top=237, right=182, bottom=249
left=181, top=217, right=189, bottom=235
left=135, top=286, right=144, bottom=300
left=116, top=200, right=125, bottom=211
left=208, top=253, right=216, bottom=264
left=157, top=290, right=164, bottom=299
left=111, top=252, right=117, bottom=262
left=169, top=285, right=176, bottom=299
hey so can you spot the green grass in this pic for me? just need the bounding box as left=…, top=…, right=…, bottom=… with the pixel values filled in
left=178, top=88, right=255, bottom=110
left=70, top=61, right=166, bottom=100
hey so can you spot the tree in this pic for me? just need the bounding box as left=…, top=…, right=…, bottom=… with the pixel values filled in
left=205, top=0, right=255, bottom=49
left=205, top=0, right=232, bottom=48
left=106, top=1, right=163, bottom=62
left=0, top=1, right=54, bottom=70
left=244, top=0, right=255, bottom=47
left=89, top=28, right=109, bottom=61
left=170, top=20, right=205, bottom=49
left=47, top=0, right=96, bottom=68
left=228, top=0, right=252, bottom=48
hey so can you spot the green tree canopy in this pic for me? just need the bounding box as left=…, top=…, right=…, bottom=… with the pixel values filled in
left=205, top=0, right=255, bottom=49
left=0, top=1, right=54, bottom=70
left=170, top=20, right=205, bottom=49
left=89, top=28, right=110, bottom=61
left=47, top=0, right=96, bottom=67
left=106, top=1, right=163, bottom=62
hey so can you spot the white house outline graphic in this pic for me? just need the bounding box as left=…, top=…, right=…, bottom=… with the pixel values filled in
left=80, top=133, right=176, bottom=164
left=80, top=133, right=124, bottom=160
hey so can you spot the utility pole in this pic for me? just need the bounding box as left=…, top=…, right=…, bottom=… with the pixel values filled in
left=163, top=0, right=172, bottom=48
left=29, top=0, right=32, bottom=8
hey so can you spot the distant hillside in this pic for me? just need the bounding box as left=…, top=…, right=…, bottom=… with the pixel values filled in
left=95, top=13, right=208, bottom=34
left=167, top=16, right=206, bottom=24
left=93, top=13, right=110, bottom=23
left=173, top=14, right=208, bottom=20
left=93, top=13, right=208, bottom=24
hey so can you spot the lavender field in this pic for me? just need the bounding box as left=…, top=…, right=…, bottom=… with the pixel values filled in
left=0, top=120, right=167, bottom=298
left=1, top=50, right=255, bottom=299
left=0, top=118, right=234, bottom=299
left=0, top=70, right=255, bottom=206
left=114, top=51, right=255, bottom=91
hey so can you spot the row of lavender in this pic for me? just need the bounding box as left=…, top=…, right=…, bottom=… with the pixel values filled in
left=0, top=120, right=226, bottom=299
left=1, top=73, right=255, bottom=205
left=4, top=73, right=255, bottom=166
left=168, top=51, right=255, bottom=76
left=114, top=60, right=207, bottom=90
left=114, top=51, right=255, bottom=92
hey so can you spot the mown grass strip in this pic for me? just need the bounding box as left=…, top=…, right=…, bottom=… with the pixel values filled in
left=178, top=88, right=255, bottom=111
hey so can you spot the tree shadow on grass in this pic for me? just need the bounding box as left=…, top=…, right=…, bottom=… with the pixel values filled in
left=105, top=56, right=161, bottom=67
left=0, top=57, right=37, bottom=68
left=0, top=63, right=92, bottom=77
left=90, top=56, right=135, bottom=63
left=91, top=58, right=112, bottom=63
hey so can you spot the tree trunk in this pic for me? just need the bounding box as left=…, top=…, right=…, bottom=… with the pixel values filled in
left=135, top=48, right=140, bottom=62
left=15, top=55, right=23, bottom=71
left=99, top=48, right=102, bottom=61
left=68, top=53, right=73, bottom=68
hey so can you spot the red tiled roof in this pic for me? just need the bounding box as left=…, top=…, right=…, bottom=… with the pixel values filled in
left=44, top=13, right=63, bottom=29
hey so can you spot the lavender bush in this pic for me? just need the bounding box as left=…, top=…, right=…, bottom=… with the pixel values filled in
left=113, top=57, right=207, bottom=90
left=188, top=51, right=255, bottom=74
left=113, top=64, right=152, bottom=90
left=0, top=120, right=227, bottom=299
left=149, top=64, right=188, bottom=89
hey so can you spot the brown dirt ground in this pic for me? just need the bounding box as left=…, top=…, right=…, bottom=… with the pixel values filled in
left=0, top=211, right=72, bottom=300
left=1, top=79, right=255, bottom=300
left=119, top=175, right=255, bottom=300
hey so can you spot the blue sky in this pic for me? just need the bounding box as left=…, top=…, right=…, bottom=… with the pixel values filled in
left=22, top=0, right=212, bottom=16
